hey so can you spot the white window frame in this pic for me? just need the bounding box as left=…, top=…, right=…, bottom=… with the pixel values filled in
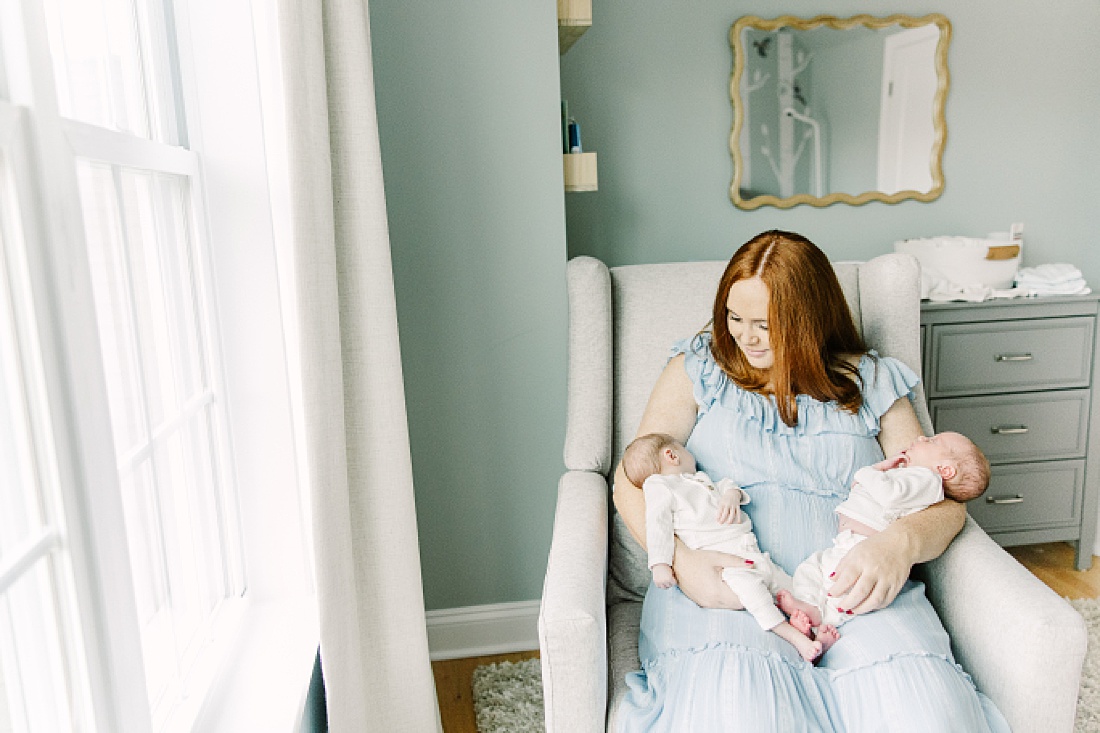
left=0, top=102, right=97, bottom=732
left=0, top=0, right=316, bottom=730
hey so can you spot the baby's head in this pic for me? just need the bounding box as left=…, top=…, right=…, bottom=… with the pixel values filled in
left=622, top=433, right=696, bottom=487
left=899, top=431, right=990, bottom=502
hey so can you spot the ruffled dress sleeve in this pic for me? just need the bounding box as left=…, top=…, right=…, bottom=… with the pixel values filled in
left=855, top=352, right=920, bottom=435
left=669, top=332, right=727, bottom=416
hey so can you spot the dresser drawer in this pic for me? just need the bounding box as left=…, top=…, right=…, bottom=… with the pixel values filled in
left=928, top=317, right=1094, bottom=398
left=931, top=390, right=1090, bottom=463
left=967, top=460, right=1083, bottom=533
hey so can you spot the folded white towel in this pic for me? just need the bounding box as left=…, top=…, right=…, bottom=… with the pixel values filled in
left=921, top=272, right=1032, bottom=302
left=1017, top=280, right=1091, bottom=296
left=1016, top=263, right=1084, bottom=286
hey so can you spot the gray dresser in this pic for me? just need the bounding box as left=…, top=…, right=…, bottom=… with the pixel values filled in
left=920, top=295, right=1100, bottom=569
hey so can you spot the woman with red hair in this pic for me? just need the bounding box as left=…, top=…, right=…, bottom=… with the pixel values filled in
left=613, top=231, right=1007, bottom=731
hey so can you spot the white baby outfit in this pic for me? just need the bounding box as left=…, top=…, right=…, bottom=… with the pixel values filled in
left=644, top=471, right=792, bottom=630
left=792, top=465, right=945, bottom=627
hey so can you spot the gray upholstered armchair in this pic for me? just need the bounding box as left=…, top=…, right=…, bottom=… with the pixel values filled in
left=539, top=253, right=1087, bottom=732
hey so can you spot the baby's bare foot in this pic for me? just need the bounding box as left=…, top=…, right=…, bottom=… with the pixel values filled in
left=773, top=621, right=824, bottom=663
left=775, top=589, right=799, bottom=615
left=797, top=638, right=823, bottom=662
left=815, top=624, right=840, bottom=656
left=788, top=608, right=813, bottom=636
left=776, top=589, right=823, bottom=627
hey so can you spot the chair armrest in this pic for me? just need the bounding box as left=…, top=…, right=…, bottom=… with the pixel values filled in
left=564, top=257, right=613, bottom=473
left=539, top=470, right=609, bottom=733
left=922, top=518, right=1086, bottom=733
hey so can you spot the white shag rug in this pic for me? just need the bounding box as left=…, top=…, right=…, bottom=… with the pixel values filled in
left=472, top=604, right=1100, bottom=733
left=471, top=658, right=544, bottom=733
left=1070, top=598, right=1100, bottom=733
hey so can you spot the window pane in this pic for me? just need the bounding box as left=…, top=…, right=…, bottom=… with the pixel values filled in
left=118, top=462, right=168, bottom=629
left=186, top=410, right=231, bottom=609
left=76, top=161, right=147, bottom=456
left=42, top=0, right=178, bottom=142
left=0, top=560, right=76, bottom=732
left=118, top=169, right=180, bottom=431
left=0, top=320, right=42, bottom=556
left=155, top=435, right=203, bottom=652
left=155, top=176, right=206, bottom=399
left=0, top=162, right=44, bottom=559
left=119, top=460, right=174, bottom=707
left=0, top=57, right=9, bottom=104
left=0, top=659, right=13, bottom=733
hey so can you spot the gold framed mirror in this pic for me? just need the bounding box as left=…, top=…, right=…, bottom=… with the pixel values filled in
left=729, top=14, right=951, bottom=210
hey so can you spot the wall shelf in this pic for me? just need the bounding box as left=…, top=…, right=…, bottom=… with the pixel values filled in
left=563, top=152, right=597, bottom=192
left=557, top=0, right=591, bottom=54
left=559, top=0, right=595, bottom=191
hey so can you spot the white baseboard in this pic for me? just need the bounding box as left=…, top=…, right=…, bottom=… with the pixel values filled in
left=425, top=599, right=540, bottom=661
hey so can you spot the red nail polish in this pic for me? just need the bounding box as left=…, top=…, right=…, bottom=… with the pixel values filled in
left=829, top=572, right=835, bottom=578
left=846, top=610, right=854, bottom=615
left=745, top=560, right=754, bottom=565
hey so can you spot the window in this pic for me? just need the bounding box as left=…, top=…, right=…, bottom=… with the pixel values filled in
left=0, top=0, right=312, bottom=730
left=0, top=123, right=94, bottom=733
left=74, top=160, right=245, bottom=723
left=42, top=0, right=246, bottom=724
left=43, top=0, right=180, bottom=144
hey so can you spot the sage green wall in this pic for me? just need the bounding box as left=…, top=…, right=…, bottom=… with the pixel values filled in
left=365, top=0, right=1100, bottom=612
left=562, top=0, right=1100, bottom=281
left=368, top=2, right=567, bottom=610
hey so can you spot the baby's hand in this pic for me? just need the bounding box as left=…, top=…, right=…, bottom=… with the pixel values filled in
left=652, top=564, right=677, bottom=589
left=716, top=488, right=743, bottom=525
left=871, top=454, right=906, bottom=472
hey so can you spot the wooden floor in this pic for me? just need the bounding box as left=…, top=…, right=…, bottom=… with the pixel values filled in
left=1006, top=540, right=1100, bottom=599
left=434, top=541, right=1099, bottom=732
left=433, top=650, right=540, bottom=733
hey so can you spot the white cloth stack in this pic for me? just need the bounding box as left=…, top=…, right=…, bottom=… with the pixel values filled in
left=921, top=275, right=1029, bottom=303
left=1015, top=264, right=1091, bottom=296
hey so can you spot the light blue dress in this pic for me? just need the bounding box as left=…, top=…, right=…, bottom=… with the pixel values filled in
left=618, top=334, right=1009, bottom=732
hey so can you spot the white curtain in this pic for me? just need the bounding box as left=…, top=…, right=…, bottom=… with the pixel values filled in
left=276, top=1, right=442, bottom=730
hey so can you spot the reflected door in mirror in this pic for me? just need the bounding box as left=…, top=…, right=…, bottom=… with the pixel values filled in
left=877, top=24, right=939, bottom=194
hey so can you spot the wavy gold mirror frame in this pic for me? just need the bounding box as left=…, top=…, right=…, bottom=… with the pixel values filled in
left=729, top=14, right=951, bottom=210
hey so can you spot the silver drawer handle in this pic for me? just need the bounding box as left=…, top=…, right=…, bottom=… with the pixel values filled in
left=991, top=425, right=1029, bottom=435
left=995, top=353, right=1033, bottom=362
left=986, top=494, right=1024, bottom=505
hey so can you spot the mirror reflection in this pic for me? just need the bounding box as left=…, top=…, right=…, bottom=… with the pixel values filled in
left=729, top=14, right=951, bottom=209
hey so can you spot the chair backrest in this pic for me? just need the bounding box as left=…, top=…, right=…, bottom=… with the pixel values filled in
left=562, top=253, right=931, bottom=478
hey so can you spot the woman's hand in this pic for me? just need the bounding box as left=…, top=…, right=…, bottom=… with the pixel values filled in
left=672, top=541, right=751, bottom=609
left=828, top=529, right=914, bottom=615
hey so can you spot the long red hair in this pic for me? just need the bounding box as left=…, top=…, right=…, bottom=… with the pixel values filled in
left=710, top=230, right=867, bottom=427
